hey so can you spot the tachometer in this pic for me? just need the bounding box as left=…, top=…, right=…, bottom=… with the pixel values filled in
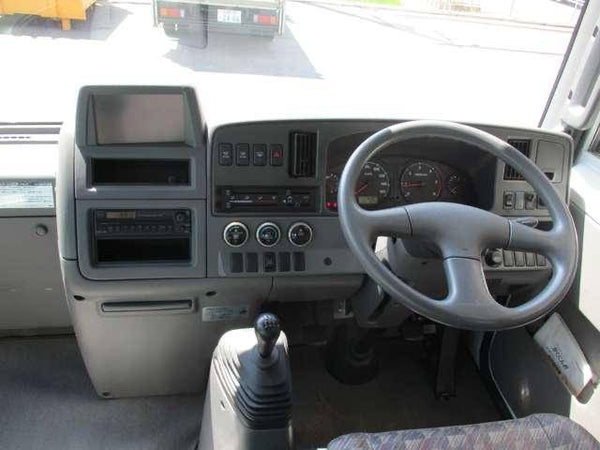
left=400, top=162, right=441, bottom=203
left=355, top=162, right=390, bottom=208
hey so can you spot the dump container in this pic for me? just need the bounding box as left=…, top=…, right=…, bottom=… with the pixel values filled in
left=0, top=0, right=96, bottom=30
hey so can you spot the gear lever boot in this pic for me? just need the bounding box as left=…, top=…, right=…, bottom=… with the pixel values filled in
left=198, top=313, right=293, bottom=450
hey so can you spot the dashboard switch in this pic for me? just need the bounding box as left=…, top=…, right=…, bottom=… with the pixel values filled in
left=223, top=222, right=249, bottom=248
left=503, top=250, right=515, bottom=267
left=252, top=144, right=267, bottom=166
left=288, top=222, right=313, bottom=247
left=525, top=192, right=536, bottom=210
left=514, top=251, right=525, bottom=267
left=236, top=144, right=250, bottom=166
left=536, top=254, right=547, bottom=267
left=293, top=252, right=306, bottom=271
left=270, top=144, right=284, bottom=166
left=526, top=252, right=536, bottom=267
left=503, top=191, right=515, bottom=209
left=230, top=253, right=243, bottom=273
left=484, top=249, right=503, bottom=268
left=246, top=253, right=258, bottom=272
left=515, top=191, right=525, bottom=210
left=264, top=252, right=276, bottom=272
left=218, top=143, right=233, bottom=166
left=278, top=252, right=291, bottom=272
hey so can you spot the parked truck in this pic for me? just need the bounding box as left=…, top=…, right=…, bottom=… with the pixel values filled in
left=0, top=0, right=96, bottom=30
left=153, top=0, right=285, bottom=39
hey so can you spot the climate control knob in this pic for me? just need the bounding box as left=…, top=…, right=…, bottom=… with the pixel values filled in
left=288, top=222, right=313, bottom=247
left=223, top=222, right=249, bottom=248
left=256, top=222, right=281, bottom=247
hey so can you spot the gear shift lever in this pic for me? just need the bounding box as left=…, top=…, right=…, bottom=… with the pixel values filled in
left=254, top=313, right=281, bottom=358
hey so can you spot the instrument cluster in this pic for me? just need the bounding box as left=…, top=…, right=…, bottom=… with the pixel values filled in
left=325, top=158, right=473, bottom=212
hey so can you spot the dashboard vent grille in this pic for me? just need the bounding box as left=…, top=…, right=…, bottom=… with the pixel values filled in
left=289, top=132, right=317, bottom=178
left=503, top=139, right=531, bottom=180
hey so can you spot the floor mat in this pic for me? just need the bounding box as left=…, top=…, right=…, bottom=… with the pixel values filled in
left=291, top=338, right=501, bottom=448
left=0, top=336, right=204, bottom=450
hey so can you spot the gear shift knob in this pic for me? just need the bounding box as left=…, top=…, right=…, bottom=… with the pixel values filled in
left=254, top=313, right=281, bottom=358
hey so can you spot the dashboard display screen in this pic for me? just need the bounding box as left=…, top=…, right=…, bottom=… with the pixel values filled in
left=357, top=196, right=379, bottom=206
left=93, top=94, right=186, bottom=145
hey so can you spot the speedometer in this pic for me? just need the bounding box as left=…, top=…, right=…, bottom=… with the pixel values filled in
left=325, top=162, right=390, bottom=211
left=400, top=162, right=441, bottom=203
left=355, top=162, right=390, bottom=208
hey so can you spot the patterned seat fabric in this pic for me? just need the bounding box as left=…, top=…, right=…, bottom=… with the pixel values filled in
left=328, top=414, right=599, bottom=450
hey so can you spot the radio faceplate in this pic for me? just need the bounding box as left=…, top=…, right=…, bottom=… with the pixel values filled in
left=93, top=209, right=192, bottom=237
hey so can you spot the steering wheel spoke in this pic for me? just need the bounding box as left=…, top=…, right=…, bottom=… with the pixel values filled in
left=508, top=220, right=561, bottom=256
left=441, top=257, right=512, bottom=328
left=351, top=205, right=412, bottom=241
left=444, top=257, right=495, bottom=306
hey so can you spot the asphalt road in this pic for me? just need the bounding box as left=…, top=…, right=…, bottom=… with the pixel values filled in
left=0, top=0, right=577, bottom=126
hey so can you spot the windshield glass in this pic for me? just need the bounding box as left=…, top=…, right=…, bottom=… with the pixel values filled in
left=0, top=0, right=585, bottom=125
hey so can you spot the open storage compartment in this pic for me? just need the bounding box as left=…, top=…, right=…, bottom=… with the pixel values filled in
left=91, top=159, right=190, bottom=186
left=93, top=237, right=191, bottom=265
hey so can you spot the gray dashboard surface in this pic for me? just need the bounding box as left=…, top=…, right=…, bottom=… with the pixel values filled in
left=209, top=119, right=571, bottom=279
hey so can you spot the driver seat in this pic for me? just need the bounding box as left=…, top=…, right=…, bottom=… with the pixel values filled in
left=328, top=414, right=599, bottom=449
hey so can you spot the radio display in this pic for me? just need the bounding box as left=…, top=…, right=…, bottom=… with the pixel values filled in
left=105, top=211, right=136, bottom=219
left=93, top=93, right=186, bottom=145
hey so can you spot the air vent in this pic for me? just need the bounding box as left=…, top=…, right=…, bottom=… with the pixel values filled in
left=289, top=132, right=317, bottom=178
left=504, top=139, right=531, bottom=180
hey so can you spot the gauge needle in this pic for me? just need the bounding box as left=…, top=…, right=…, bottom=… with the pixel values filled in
left=402, top=182, right=425, bottom=188
left=356, top=182, right=369, bottom=194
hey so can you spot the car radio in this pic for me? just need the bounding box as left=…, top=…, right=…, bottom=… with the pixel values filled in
left=216, top=187, right=317, bottom=213
left=93, top=209, right=192, bottom=237
left=91, top=209, right=192, bottom=264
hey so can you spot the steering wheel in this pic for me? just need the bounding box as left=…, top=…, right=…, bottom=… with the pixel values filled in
left=338, top=121, right=578, bottom=330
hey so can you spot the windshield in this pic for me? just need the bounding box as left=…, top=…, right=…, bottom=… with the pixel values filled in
left=0, top=0, right=585, bottom=125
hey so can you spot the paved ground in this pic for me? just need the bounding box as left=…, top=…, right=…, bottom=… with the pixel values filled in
left=401, top=0, right=582, bottom=26
left=0, top=0, right=578, bottom=127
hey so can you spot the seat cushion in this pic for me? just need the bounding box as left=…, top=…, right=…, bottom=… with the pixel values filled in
left=328, top=414, right=599, bottom=449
